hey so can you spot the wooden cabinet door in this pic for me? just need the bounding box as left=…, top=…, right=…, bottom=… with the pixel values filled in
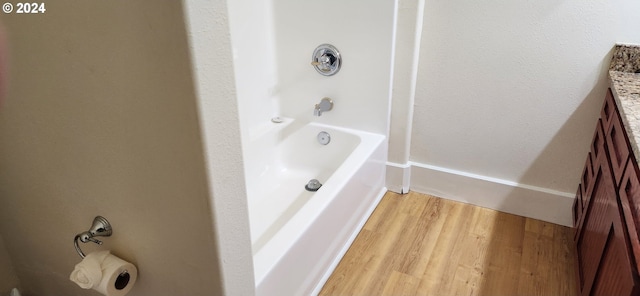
left=619, top=159, right=640, bottom=271
left=576, top=157, right=639, bottom=295
left=588, top=206, right=639, bottom=295
left=576, top=157, right=615, bottom=295
left=591, top=119, right=606, bottom=165
left=601, top=88, right=616, bottom=132
left=574, top=185, right=582, bottom=229
left=576, top=156, right=640, bottom=295
left=581, top=153, right=595, bottom=211
left=606, top=108, right=631, bottom=185
left=575, top=87, right=640, bottom=296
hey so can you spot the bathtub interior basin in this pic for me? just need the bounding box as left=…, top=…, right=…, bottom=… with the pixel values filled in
left=247, top=121, right=361, bottom=253
left=242, top=118, right=387, bottom=295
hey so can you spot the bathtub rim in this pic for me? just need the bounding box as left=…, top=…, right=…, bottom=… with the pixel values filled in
left=247, top=122, right=363, bottom=250
left=251, top=122, right=386, bottom=286
left=310, top=186, right=387, bottom=294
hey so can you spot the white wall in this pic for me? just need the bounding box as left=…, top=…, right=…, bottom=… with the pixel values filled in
left=183, top=0, right=255, bottom=294
left=272, top=0, right=395, bottom=135
left=387, top=0, right=424, bottom=193
left=0, top=1, right=227, bottom=295
left=389, top=0, right=640, bottom=225
left=228, top=0, right=397, bottom=143
left=226, top=0, right=280, bottom=207
left=226, top=0, right=279, bottom=141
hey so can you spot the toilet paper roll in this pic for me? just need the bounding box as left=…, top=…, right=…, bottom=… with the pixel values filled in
left=70, top=251, right=137, bottom=296
left=95, top=253, right=137, bottom=296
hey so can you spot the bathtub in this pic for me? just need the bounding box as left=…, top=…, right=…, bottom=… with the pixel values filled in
left=243, top=119, right=387, bottom=295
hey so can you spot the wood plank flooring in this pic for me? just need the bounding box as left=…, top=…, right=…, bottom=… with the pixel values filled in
left=319, top=191, right=577, bottom=296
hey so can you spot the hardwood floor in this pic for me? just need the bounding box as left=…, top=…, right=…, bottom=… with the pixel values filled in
left=319, top=191, right=577, bottom=296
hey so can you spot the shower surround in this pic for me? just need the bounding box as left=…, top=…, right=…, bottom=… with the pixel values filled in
left=226, top=0, right=397, bottom=294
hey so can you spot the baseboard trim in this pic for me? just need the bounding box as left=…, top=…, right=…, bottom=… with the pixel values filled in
left=386, top=162, right=411, bottom=194
left=409, top=162, right=575, bottom=227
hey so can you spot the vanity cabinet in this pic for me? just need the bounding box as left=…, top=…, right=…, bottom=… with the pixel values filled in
left=573, top=88, right=640, bottom=296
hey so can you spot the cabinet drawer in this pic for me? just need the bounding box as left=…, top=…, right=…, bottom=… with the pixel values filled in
left=601, top=88, right=616, bottom=132
left=618, top=158, right=640, bottom=269
left=606, top=108, right=631, bottom=186
left=581, top=153, right=595, bottom=207
left=574, top=185, right=583, bottom=241
left=574, top=185, right=583, bottom=227
left=591, top=119, right=606, bottom=164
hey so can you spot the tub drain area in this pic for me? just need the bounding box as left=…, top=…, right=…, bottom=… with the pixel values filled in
left=317, top=131, right=331, bottom=145
left=305, top=179, right=322, bottom=192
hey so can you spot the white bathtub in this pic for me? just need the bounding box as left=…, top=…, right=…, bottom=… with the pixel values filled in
left=243, top=119, right=387, bottom=295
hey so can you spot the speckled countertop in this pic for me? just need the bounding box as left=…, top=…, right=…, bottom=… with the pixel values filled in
left=608, top=44, right=640, bottom=159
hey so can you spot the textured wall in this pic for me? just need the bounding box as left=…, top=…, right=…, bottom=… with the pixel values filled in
left=0, top=1, right=224, bottom=295
left=183, top=0, right=255, bottom=294
left=391, top=0, right=640, bottom=193
left=0, top=235, right=19, bottom=294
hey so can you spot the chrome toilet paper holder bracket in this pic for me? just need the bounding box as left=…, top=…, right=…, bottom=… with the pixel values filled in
left=72, top=216, right=132, bottom=289
left=73, top=216, right=113, bottom=259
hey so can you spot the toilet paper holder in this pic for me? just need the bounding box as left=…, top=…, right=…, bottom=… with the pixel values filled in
left=72, top=216, right=133, bottom=291
left=73, top=216, right=130, bottom=286
left=73, top=216, right=113, bottom=259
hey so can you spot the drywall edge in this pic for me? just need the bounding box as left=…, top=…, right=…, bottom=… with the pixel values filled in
left=182, top=0, right=255, bottom=294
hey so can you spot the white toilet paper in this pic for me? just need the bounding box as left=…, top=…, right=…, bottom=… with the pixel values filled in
left=70, top=251, right=138, bottom=296
left=70, top=251, right=110, bottom=289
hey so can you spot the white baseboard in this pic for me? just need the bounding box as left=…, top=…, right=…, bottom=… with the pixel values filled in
left=407, top=162, right=575, bottom=227
left=386, top=162, right=411, bottom=194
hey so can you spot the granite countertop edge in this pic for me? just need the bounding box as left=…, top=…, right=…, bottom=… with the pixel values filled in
left=609, top=72, right=640, bottom=161
left=608, top=44, right=640, bottom=163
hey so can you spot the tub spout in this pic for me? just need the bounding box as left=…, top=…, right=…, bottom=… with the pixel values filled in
left=314, top=97, right=333, bottom=116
